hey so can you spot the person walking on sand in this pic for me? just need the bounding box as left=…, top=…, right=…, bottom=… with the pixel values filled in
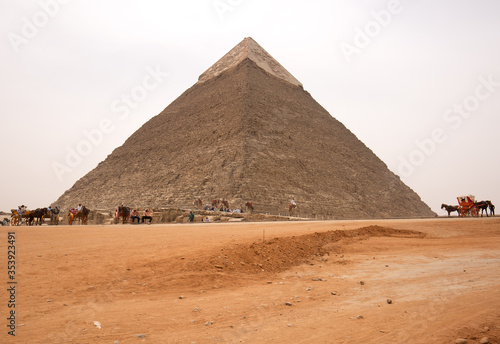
left=189, top=211, right=195, bottom=222
left=142, top=208, right=153, bottom=224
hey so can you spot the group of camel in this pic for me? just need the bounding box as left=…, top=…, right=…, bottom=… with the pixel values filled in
left=194, top=198, right=255, bottom=213
left=193, top=199, right=298, bottom=216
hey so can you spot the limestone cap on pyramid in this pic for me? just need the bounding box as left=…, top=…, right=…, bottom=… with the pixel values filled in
left=197, top=37, right=303, bottom=87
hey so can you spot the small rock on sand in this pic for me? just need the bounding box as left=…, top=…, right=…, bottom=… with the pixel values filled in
left=479, top=337, right=489, bottom=344
left=455, top=339, right=467, bottom=344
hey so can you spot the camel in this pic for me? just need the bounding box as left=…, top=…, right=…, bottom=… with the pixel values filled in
left=194, top=198, right=203, bottom=209
left=50, top=206, right=60, bottom=225
left=245, top=201, right=254, bottom=214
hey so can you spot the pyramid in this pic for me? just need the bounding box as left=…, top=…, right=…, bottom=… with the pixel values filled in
left=54, top=37, right=436, bottom=219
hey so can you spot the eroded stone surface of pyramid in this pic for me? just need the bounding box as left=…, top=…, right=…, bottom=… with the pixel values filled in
left=54, top=38, right=435, bottom=219
left=198, top=37, right=302, bottom=87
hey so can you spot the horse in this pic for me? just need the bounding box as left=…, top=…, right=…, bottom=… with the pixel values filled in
left=115, top=206, right=130, bottom=224
left=68, top=206, right=90, bottom=225
left=489, top=202, right=495, bottom=216
left=289, top=203, right=297, bottom=216
left=245, top=201, right=254, bottom=214
left=78, top=206, right=90, bottom=224
left=31, top=208, right=48, bottom=225
left=23, top=210, right=35, bottom=225
left=441, top=204, right=459, bottom=217
left=476, top=201, right=490, bottom=217
left=194, top=198, right=203, bottom=209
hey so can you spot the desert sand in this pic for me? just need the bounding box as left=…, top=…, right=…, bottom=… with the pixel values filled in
left=1, top=217, right=499, bottom=343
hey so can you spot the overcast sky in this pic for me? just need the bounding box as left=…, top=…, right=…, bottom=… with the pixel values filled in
left=1, top=0, right=499, bottom=215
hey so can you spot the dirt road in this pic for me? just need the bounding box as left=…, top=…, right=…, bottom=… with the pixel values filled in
left=1, top=218, right=499, bottom=343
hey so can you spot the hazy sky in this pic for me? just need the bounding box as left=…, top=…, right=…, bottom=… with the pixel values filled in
left=1, top=0, right=499, bottom=215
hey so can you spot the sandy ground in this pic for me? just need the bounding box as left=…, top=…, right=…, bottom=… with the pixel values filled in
left=1, top=218, right=499, bottom=344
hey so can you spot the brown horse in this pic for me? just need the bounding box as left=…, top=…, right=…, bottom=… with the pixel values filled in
left=23, top=210, right=35, bottom=225
left=441, top=204, right=459, bottom=217
left=31, top=208, right=48, bottom=225
left=245, top=201, right=254, bottom=214
left=68, top=206, right=90, bottom=225
left=476, top=201, right=491, bottom=217
left=115, top=206, right=130, bottom=224
left=289, top=203, right=297, bottom=216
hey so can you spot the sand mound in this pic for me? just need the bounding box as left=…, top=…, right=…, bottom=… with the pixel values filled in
left=205, top=225, right=425, bottom=274
left=121, top=226, right=425, bottom=291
